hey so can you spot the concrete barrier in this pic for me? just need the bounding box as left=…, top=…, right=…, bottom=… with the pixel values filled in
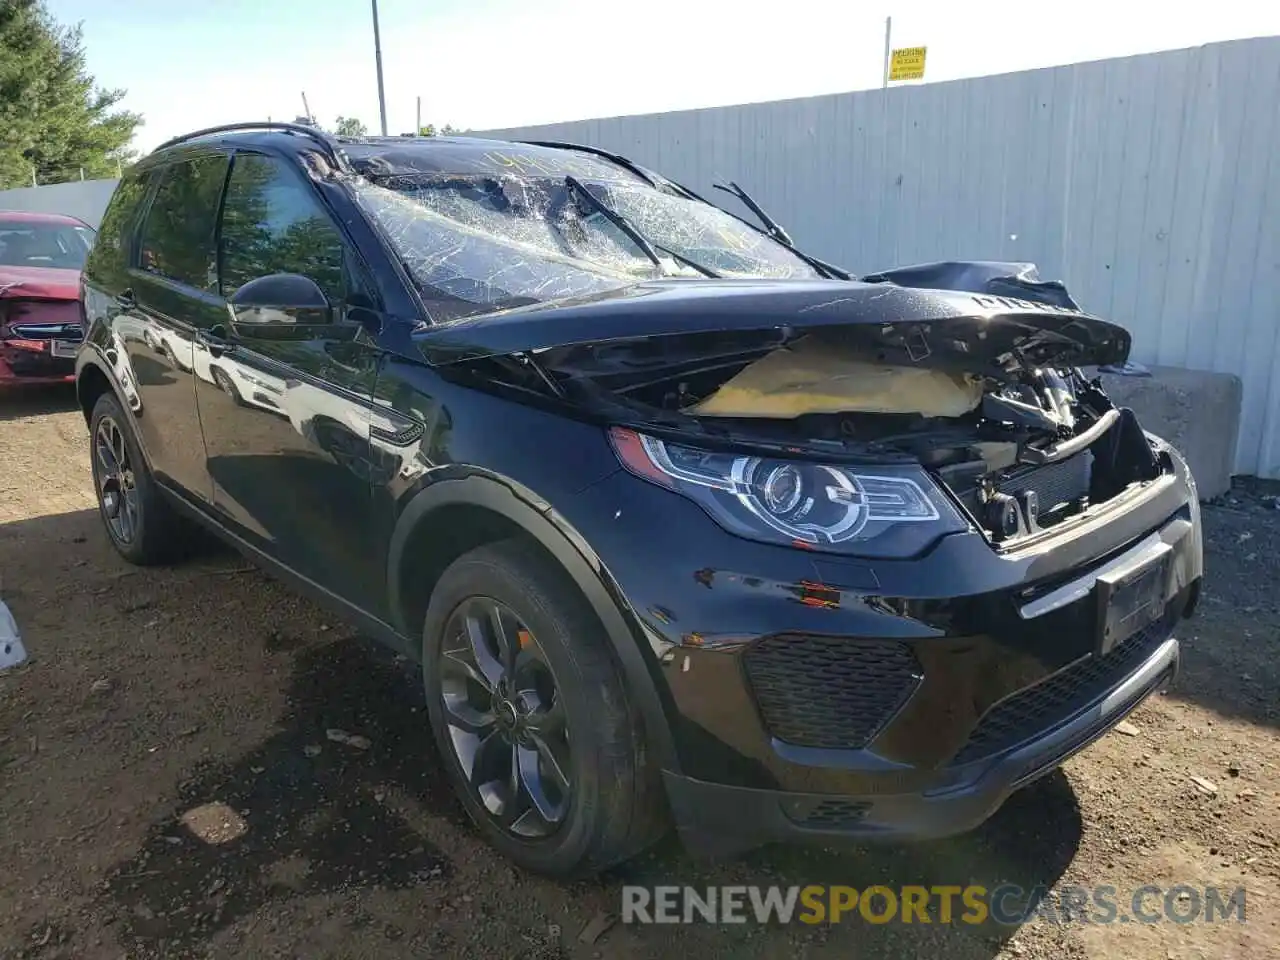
left=1092, top=365, right=1243, bottom=501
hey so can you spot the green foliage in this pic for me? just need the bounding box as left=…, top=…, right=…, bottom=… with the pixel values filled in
left=333, top=116, right=367, bottom=138
left=138, top=156, right=228, bottom=290
left=418, top=123, right=461, bottom=137
left=219, top=155, right=345, bottom=300
left=0, top=0, right=143, bottom=188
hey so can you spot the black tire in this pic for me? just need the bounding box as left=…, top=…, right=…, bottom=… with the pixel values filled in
left=88, top=391, right=191, bottom=565
left=212, top=366, right=243, bottom=406
left=423, top=538, right=667, bottom=878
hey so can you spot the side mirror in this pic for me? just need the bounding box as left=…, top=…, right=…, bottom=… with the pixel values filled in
left=228, top=273, right=333, bottom=325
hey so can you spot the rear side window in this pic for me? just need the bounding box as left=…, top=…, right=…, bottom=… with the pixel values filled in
left=86, top=170, right=153, bottom=275
left=218, top=154, right=346, bottom=302
left=137, top=155, right=229, bottom=291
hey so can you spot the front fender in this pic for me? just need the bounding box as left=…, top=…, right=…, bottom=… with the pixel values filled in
left=386, top=472, right=681, bottom=775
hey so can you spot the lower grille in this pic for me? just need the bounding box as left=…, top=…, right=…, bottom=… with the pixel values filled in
left=0, top=347, right=75, bottom=377
left=744, top=635, right=922, bottom=750
left=785, top=798, right=873, bottom=829
left=950, top=612, right=1176, bottom=766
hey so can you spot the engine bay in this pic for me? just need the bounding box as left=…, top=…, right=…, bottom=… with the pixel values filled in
left=515, top=330, right=1167, bottom=546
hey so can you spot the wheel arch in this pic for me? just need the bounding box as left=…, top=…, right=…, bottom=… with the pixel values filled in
left=387, top=474, right=681, bottom=774
left=75, top=360, right=115, bottom=426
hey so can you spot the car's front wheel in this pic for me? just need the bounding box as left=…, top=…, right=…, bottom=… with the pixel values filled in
left=211, top=366, right=243, bottom=405
left=89, top=392, right=191, bottom=565
left=422, top=539, right=666, bottom=877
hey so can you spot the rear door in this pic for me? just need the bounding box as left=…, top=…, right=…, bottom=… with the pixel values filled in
left=125, top=153, right=231, bottom=502
left=194, top=151, right=390, bottom=615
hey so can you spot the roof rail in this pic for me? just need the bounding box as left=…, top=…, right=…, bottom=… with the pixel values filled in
left=151, top=122, right=351, bottom=173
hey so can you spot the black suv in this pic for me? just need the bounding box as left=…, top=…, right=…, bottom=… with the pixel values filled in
left=76, top=123, right=1203, bottom=877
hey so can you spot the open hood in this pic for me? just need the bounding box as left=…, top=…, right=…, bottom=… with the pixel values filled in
left=412, top=278, right=1131, bottom=373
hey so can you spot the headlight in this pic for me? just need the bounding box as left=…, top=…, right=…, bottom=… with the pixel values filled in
left=609, top=427, right=969, bottom=557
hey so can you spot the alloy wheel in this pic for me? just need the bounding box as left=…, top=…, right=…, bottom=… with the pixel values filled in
left=438, top=597, right=572, bottom=838
left=94, top=415, right=139, bottom=544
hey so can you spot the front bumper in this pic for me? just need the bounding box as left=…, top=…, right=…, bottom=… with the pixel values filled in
left=561, top=435, right=1203, bottom=853
left=0, top=339, right=79, bottom=384
left=665, top=627, right=1178, bottom=853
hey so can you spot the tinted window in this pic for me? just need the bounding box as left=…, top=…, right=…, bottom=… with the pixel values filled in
left=92, top=170, right=151, bottom=257
left=0, top=220, right=95, bottom=269
left=219, top=154, right=346, bottom=302
left=137, top=156, right=229, bottom=290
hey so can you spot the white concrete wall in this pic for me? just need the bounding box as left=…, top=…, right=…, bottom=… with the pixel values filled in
left=0, top=179, right=119, bottom=229
left=476, top=37, right=1280, bottom=479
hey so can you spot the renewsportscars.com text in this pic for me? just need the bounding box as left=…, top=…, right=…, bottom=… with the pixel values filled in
left=621, top=884, right=1247, bottom=926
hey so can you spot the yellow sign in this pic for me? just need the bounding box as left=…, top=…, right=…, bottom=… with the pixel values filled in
left=889, top=46, right=927, bottom=81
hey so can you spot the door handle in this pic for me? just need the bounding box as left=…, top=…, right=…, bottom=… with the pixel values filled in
left=198, top=324, right=236, bottom=358
left=114, top=289, right=136, bottom=310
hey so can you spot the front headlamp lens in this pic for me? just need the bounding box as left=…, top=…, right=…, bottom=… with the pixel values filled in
left=610, top=428, right=968, bottom=557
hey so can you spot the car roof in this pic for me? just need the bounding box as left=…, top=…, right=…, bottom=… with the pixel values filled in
left=0, top=210, right=91, bottom=227
left=338, top=136, right=650, bottom=182
left=142, top=126, right=651, bottom=184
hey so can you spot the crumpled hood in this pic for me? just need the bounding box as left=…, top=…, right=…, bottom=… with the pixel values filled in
left=0, top=265, right=81, bottom=300
left=861, top=260, right=1083, bottom=310
left=412, top=278, right=1131, bottom=372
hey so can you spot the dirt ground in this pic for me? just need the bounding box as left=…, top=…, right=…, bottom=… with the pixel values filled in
left=1, top=386, right=1278, bottom=960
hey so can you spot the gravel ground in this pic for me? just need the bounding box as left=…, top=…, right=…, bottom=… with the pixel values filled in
left=1, top=386, right=1278, bottom=960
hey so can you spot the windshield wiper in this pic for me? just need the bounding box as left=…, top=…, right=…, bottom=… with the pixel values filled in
left=713, top=180, right=793, bottom=246
left=523, top=140, right=659, bottom=187
left=649, top=242, right=721, bottom=278
left=563, top=175, right=720, bottom=279
left=709, top=181, right=852, bottom=281
left=564, top=175, right=661, bottom=267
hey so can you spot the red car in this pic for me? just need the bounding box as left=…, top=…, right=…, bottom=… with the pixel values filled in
left=0, top=211, right=96, bottom=386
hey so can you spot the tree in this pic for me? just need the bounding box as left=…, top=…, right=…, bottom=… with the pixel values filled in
left=333, top=116, right=367, bottom=138
left=418, top=123, right=461, bottom=137
left=0, top=0, right=143, bottom=188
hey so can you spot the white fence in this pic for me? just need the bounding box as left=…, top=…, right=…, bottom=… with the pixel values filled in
left=6, top=38, right=1278, bottom=475
left=477, top=37, right=1280, bottom=479
left=0, top=179, right=118, bottom=229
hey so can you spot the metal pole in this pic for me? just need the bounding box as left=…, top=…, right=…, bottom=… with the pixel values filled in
left=301, top=91, right=313, bottom=124
left=882, top=16, right=892, bottom=88
left=416, top=96, right=421, bottom=136
left=372, top=0, right=388, bottom=136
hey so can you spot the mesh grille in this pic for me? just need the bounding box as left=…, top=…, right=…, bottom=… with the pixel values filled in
left=787, top=799, right=873, bottom=829
left=950, top=612, right=1175, bottom=766
left=744, top=636, right=922, bottom=750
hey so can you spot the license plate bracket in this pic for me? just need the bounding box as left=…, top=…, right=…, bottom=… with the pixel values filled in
left=1095, top=544, right=1172, bottom=655
left=50, top=340, right=79, bottom=358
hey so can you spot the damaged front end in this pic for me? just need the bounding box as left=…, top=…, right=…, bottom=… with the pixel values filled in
left=416, top=276, right=1166, bottom=552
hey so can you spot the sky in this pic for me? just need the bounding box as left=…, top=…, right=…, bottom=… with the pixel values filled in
left=47, top=0, right=1280, bottom=155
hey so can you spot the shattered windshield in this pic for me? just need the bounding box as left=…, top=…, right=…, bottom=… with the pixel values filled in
left=351, top=173, right=819, bottom=324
